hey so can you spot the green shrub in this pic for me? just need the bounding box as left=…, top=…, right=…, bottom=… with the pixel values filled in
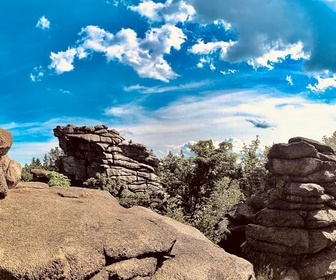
left=83, top=173, right=123, bottom=196
left=191, top=178, right=243, bottom=242
left=45, top=171, right=70, bottom=187
left=21, top=170, right=33, bottom=182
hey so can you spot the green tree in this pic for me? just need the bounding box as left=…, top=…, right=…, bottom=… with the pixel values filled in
left=43, top=147, right=64, bottom=171
left=160, top=139, right=243, bottom=241
left=238, top=136, right=268, bottom=197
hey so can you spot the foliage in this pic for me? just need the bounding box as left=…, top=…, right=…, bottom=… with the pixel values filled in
left=43, top=147, right=64, bottom=171
left=21, top=169, right=33, bottom=182
left=21, top=147, right=64, bottom=181
left=238, top=136, right=268, bottom=195
left=21, top=157, right=43, bottom=181
left=159, top=136, right=268, bottom=242
left=45, top=171, right=71, bottom=187
left=191, top=178, right=243, bottom=242
left=322, top=131, right=336, bottom=151
left=84, top=172, right=123, bottom=196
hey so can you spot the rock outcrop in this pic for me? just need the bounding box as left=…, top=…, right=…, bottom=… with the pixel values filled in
left=245, top=137, right=336, bottom=279
left=0, top=129, right=21, bottom=197
left=0, top=182, right=255, bottom=280
left=53, top=125, right=165, bottom=207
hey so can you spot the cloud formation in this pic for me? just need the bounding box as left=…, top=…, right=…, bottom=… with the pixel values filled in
left=130, top=0, right=195, bottom=23
left=36, top=15, right=50, bottom=30
left=189, top=0, right=336, bottom=75
left=48, top=24, right=186, bottom=81
left=103, top=90, right=336, bottom=152
left=307, top=71, right=336, bottom=92
left=246, top=119, right=275, bottom=129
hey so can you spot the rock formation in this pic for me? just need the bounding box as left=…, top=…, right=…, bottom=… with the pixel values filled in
left=53, top=125, right=165, bottom=207
left=0, top=182, right=255, bottom=280
left=0, top=128, right=21, bottom=197
left=245, top=137, right=336, bottom=279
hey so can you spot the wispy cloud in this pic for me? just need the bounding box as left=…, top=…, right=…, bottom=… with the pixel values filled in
left=30, top=66, right=44, bottom=82
left=246, top=118, right=276, bottom=129
left=123, top=81, right=210, bottom=94
left=36, top=15, right=50, bottom=30
left=102, top=90, right=336, bottom=152
left=286, top=75, right=293, bottom=86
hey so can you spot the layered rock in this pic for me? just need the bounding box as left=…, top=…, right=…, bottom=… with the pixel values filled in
left=245, top=137, right=336, bottom=279
left=54, top=124, right=165, bottom=207
left=0, top=182, right=255, bottom=280
left=0, top=129, right=21, bottom=197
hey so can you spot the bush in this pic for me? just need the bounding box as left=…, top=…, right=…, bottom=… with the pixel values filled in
left=45, top=171, right=70, bottom=187
left=191, top=178, right=243, bottom=242
left=83, top=173, right=123, bottom=196
left=21, top=170, right=33, bottom=182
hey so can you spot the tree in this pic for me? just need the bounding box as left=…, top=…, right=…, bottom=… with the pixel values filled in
left=42, top=147, right=64, bottom=171
left=159, top=139, right=243, bottom=241
left=322, top=131, right=336, bottom=151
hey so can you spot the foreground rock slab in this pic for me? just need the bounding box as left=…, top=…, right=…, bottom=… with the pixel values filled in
left=0, top=182, right=254, bottom=280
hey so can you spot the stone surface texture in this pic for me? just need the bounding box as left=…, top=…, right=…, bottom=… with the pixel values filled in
left=0, top=129, right=21, bottom=197
left=54, top=124, right=165, bottom=206
left=0, top=182, right=255, bottom=280
left=245, top=137, right=336, bottom=279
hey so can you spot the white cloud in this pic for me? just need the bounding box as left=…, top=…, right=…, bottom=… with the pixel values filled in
left=247, top=41, right=309, bottom=70
left=130, top=0, right=195, bottom=24
left=220, top=69, right=237, bottom=75
left=36, top=16, right=50, bottom=30
left=286, top=75, right=293, bottom=86
left=49, top=24, right=186, bottom=82
left=123, top=81, right=210, bottom=94
left=49, top=48, right=78, bottom=74
left=103, top=90, right=336, bottom=154
left=190, top=40, right=236, bottom=59
left=30, top=66, right=44, bottom=82
left=307, top=71, right=336, bottom=92
left=9, top=139, right=58, bottom=165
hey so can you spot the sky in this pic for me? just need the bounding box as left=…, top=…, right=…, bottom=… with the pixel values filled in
left=3, top=0, right=336, bottom=164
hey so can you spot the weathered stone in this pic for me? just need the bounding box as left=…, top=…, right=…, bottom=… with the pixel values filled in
left=105, top=257, right=157, bottom=279
left=0, top=171, right=8, bottom=199
left=306, top=209, right=336, bottom=228
left=54, top=125, right=166, bottom=206
left=255, top=208, right=305, bottom=228
left=281, top=193, right=333, bottom=204
left=0, top=184, right=255, bottom=280
left=256, top=208, right=336, bottom=229
left=0, top=154, right=21, bottom=188
left=323, top=183, right=336, bottom=197
left=0, top=128, right=12, bottom=156
left=267, top=141, right=318, bottom=159
left=282, top=182, right=325, bottom=197
left=288, top=170, right=336, bottom=183
left=267, top=157, right=336, bottom=176
left=247, top=224, right=336, bottom=255
left=297, top=244, right=336, bottom=280
left=289, top=136, right=335, bottom=154
left=268, top=198, right=325, bottom=210
left=246, top=224, right=308, bottom=255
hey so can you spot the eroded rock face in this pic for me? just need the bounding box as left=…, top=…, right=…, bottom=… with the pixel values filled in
left=245, top=137, right=336, bottom=279
left=0, top=129, right=21, bottom=197
left=0, top=182, right=255, bottom=280
left=53, top=124, right=165, bottom=207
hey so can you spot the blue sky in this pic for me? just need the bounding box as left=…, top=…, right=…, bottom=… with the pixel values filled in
left=3, top=0, right=336, bottom=164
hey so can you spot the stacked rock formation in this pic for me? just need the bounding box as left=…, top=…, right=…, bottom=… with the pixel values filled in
left=54, top=124, right=165, bottom=204
left=245, top=137, right=336, bottom=279
left=0, top=129, right=21, bottom=198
